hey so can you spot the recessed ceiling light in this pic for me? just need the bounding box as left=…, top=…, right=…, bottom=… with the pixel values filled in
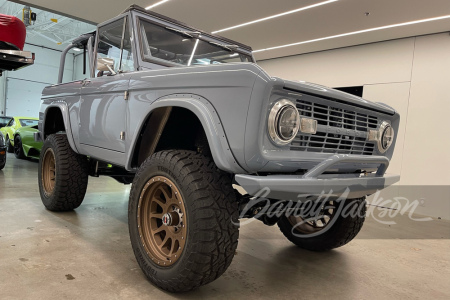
left=146, top=0, right=170, bottom=10
left=212, top=0, right=338, bottom=34
left=254, top=14, right=450, bottom=53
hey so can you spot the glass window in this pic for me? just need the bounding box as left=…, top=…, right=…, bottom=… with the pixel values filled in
left=19, top=119, right=38, bottom=127
left=7, top=119, right=14, bottom=127
left=139, top=19, right=253, bottom=66
left=0, top=117, right=11, bottom=127
left=190, top=39, right=253, bottom=65
left=97, top=17, right=134, bottom=76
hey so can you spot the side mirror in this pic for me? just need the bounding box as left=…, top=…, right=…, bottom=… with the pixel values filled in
left=96, top=57, right=116, bottom=75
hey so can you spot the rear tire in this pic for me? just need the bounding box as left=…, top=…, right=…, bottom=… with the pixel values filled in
left=38, top=134, right=89, bottom=211
left=278, top=197, right=366, bottom=251
left=14, top=135, right=25, bottom=159
left=129, top=150, right=239, bottom=292
left=6, top=135, right=13, bottom=153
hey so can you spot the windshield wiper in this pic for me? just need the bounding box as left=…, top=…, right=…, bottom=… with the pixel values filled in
left=165, top=27, right=200, bottom=38
left=209, top=41, right=239, bottom=52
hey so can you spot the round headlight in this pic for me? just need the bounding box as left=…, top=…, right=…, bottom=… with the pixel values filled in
left=378, top=121, right=394, bottom=153
left=268, top=99, right=300, bottom=145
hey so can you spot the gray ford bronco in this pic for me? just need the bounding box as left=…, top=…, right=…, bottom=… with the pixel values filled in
left=36, top=5, right=400, bottom=292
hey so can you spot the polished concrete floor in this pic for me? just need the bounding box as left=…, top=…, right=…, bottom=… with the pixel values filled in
left=0, top=156, right=449, bottom=299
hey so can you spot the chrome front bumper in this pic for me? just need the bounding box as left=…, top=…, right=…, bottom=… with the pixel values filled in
left=235, top=154, right=400, bottom=200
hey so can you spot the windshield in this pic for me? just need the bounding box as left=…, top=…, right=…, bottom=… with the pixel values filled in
left=0, top=117, right=11, bottom=127
left=20, top=119, right=38, bottom=127
left=139, top=19, right=253, bottom=66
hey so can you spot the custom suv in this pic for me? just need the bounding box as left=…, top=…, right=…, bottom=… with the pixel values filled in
left=36, top=5, right=399, bottom=292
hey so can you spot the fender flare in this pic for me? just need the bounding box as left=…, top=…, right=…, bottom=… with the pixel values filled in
left=42, top=103, right=78, bottom=153
left=126, top=94, right=247, bottom=174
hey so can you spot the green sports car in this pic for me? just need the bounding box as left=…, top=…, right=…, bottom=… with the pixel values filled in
left=0, top=116, right=39, bottom=153
left=13, top=125, right=42, bottom=159
left=0, top=132, right=6, bottom=170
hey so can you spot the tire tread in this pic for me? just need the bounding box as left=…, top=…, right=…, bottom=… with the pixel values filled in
left=38, top=134, right=88, bottom=211
left=129, top=150, right=239, bottom=292
left=278, top=198, right=366, bottom=251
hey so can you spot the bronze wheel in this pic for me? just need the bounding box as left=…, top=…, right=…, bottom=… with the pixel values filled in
left=278, top=198, right=366, bottom=251
left=38, top=134, right=88, bottom=211
left=288, top=200, right=337, bottom=234
left=42, top=148, right=56, bottom=196
left=137, top=176, right=187, bottom=267
left=129, top=150, right=239, bottom=292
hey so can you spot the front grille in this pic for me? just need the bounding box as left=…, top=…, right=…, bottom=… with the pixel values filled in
left=291, top=99, right=378, bottom=155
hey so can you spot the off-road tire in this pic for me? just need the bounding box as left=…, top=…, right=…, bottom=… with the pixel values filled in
left=278, top=197, right=366, bottom=251
left=38, top=134, right=89, bottom=211
left=14, top=135, right=25, bottom=159
left=129, top=150, right=239, bottom=292
left=6, top=135, right=13, bottom=153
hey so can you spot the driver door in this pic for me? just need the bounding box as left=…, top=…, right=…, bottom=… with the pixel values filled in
left=79, top=16, right=134, bottom=155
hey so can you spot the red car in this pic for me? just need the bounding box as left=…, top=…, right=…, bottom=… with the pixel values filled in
left=0, top=13, right=34, bottom=75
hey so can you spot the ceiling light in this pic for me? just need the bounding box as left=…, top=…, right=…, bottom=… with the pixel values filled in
left=146, top=0, right=170, bottom=10
left=254, top=14, right=450, bottom=53
left=73, top=48, right=81, bottom=51
left=212, top=0, right=338, bottom=34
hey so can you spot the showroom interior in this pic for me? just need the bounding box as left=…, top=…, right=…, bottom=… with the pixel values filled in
left=0, top=0, right=449, bottom=298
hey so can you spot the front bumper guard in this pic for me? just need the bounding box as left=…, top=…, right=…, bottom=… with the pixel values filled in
left=235, top=154, right=400, bottom=200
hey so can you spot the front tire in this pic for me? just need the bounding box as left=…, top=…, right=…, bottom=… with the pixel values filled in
left=38, top=134, right=89, bottom=211
left=129, top=150, right=239, bottom=292
left=14, top=135, right=25, bottom=159
left=278, top=197, right=366, bottom=251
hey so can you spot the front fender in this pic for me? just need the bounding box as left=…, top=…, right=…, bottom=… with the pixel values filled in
left=126, top=94, right=247, bottom=174
left=42, top=103, right=78, bottom=153
left=16, top=127, right=42, bottom=157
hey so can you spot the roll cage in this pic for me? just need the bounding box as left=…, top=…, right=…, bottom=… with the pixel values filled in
left=57, top=5, right=255, bottom=84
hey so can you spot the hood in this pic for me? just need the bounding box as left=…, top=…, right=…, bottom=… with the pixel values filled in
left=283, top=79, right=395, bottom=115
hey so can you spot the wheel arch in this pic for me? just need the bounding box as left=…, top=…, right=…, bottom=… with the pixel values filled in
left=4, top=127, right=14, bottom=146
left=13, top=131, right=33, bottom=157
left=126, top=94, right=246, bottom=174
left=42, top=104, right=78, bottom=153
left=13, top=131, right=21, bottom=141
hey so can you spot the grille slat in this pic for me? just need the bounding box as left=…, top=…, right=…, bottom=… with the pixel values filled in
left=291, top=99, right=378, bottom=155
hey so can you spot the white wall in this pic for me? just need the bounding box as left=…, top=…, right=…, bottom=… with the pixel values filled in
left=0, top=43, right=75, bottom=117
left=259, top=33, right=450, bottom=219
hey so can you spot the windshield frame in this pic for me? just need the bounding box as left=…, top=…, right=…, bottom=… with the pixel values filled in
left=94, top=12, right=138, bottom=75
left=134, top=12, right=255, bottom=68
